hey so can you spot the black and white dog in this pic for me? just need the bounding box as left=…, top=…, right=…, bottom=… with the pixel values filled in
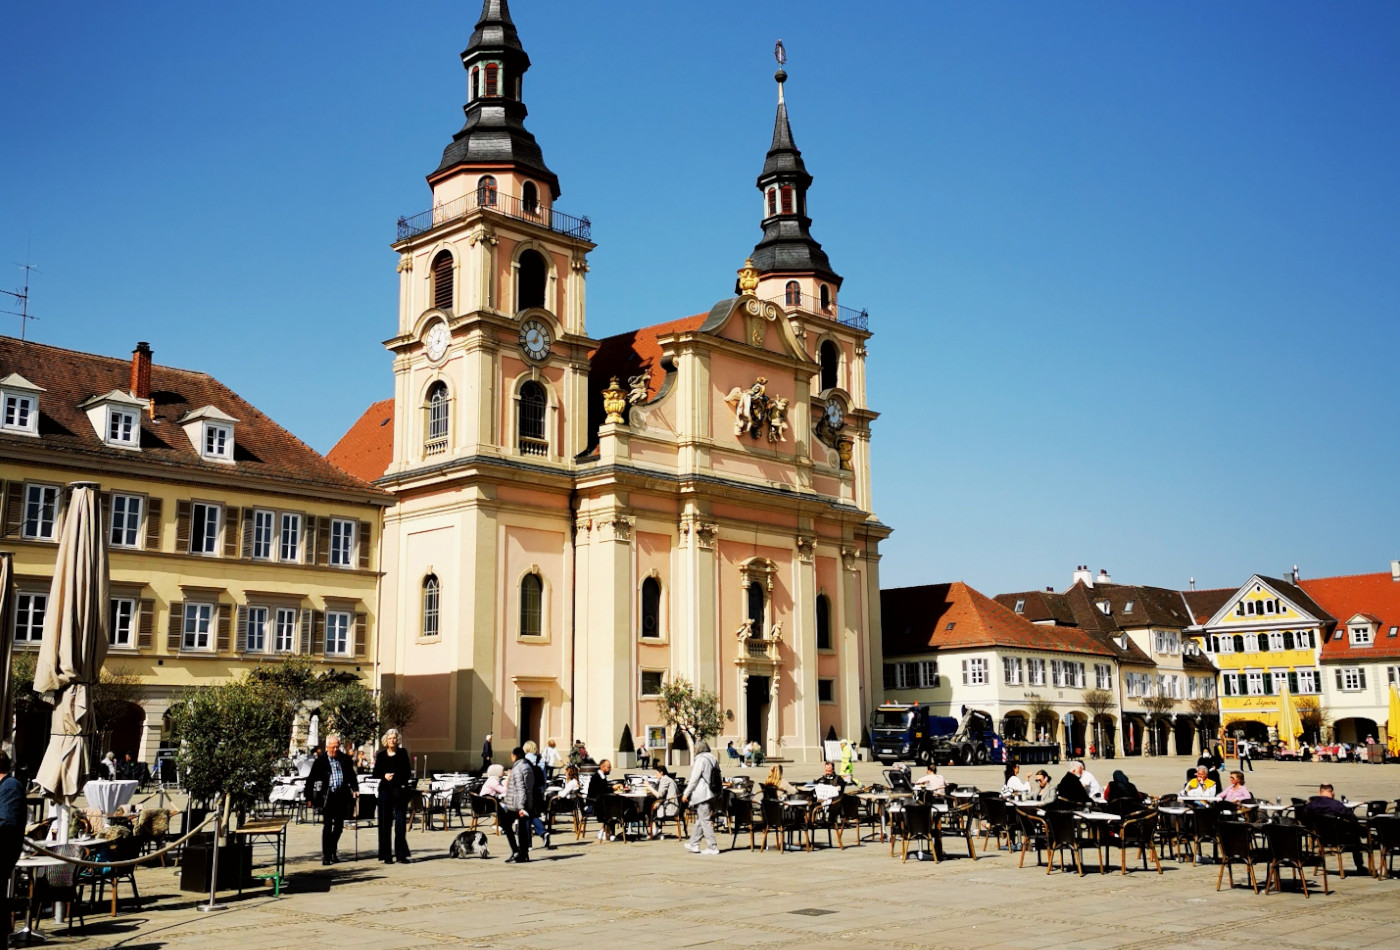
left=448, top=830, right=491, bottom=859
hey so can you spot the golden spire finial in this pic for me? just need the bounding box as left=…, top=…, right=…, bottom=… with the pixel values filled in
left=737, top=258, right=760, bottom=295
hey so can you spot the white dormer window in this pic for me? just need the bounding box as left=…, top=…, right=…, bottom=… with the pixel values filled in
left=178, top=405, right=238, bottom=463
left=79, top=389, right=147, bottom=449
left=1096, top=599, right=1111, bottom=615
left=205, top=423, right=231, bottom=459
left=1350, top=625, right=1373, bottom=646
left=108, top=408, right=138, bottom=446
left=0, top=373, right=44, bottom=436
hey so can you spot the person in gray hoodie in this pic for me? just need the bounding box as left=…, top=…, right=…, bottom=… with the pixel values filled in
left=682, top=740, right=721, bottom=854
left=502, top=747, right=536, bottom=863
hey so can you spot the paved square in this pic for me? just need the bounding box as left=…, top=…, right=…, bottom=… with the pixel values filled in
left=32, top=758, right=1400, bottom=948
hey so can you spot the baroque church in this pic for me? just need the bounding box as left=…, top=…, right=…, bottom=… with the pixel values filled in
left=331, top=0, right=889, bottom=766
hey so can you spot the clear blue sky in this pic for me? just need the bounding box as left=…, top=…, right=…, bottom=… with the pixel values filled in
left=3, top=2, right=1397, bottom=596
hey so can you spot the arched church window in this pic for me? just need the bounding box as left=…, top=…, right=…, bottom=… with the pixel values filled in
left=517, top=249, right=547, bottom=311
left=746, top=581, right=765, bottom=634
left=522, top=181, right=539, bottom=214
left=780, top=186, right=793, bottom=214
left=640, top=577, right=661, bottom=639
left=819, top=284, right=831, bottom=312
left=767, top=188, right=778, bottom=216
left=785, top=281, right=801, bottom=307
left=517, top=381, right=547, bottom=456
left=816, top=594, right=832, bottom=650
left=425, top=382, right=449, bottom=455
left=422, top=575, right=440, bottom=638
left=477, top=175, right=498, bottom=208
left=520, top=573, right=543, bottom=637
left=485, top=63, right=499, bottom=97
left=819, top=340, right=839, bottom=391
left=432, top=251, right=454, bottom=312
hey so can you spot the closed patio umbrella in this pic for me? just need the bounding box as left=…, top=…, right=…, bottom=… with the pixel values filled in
left=33, top=483, right=109, bottom=812
left=1276, top=687, right=1303, bottom=752
left=1387, top=685, right=1400, bottom=758
left=0, top=551, right=15, bottom=745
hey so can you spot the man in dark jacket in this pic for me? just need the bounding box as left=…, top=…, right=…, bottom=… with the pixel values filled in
left=502, top=747, right=536, bottom=863
left=305, top=734, right=359, bottom=866
left=1302, top=784, right=1367, bottom=873
left=481, top=734, right=493, bottom=770
left=1054, top=769, right=1092, bottom=807
left=0, top=751, right=26, bottom=948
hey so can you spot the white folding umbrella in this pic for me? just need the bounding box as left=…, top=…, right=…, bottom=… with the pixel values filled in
left=33, top=483, right=109, bottom=825
left=307, top=713, right=320, bottom=750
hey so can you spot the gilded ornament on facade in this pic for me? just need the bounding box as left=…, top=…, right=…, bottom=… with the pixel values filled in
left=602, top=376, right=627, bottom=424
left=737, top=258, right=760, bottom=296
left=723, top=376, right=791, bottom=443
left=837, top=437, right=853, bottom=470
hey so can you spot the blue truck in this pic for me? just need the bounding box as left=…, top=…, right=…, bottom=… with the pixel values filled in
left=869, top=702, right=962, bottom=766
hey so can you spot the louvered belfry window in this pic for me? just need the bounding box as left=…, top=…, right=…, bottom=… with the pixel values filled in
left=485, top=63, right=499, bottom=97
left=432, top=251, right=453, bottom=312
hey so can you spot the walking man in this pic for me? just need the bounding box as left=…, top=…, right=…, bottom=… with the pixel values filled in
left=502, top=746, right=536, bottom=863
left=1237, top=738, right=1253, bottom=772
left=306, top=734, right=358, bottom=865
left=682, top=740, right=721, bottom=855
left=481, top=733, right=494, bottom=770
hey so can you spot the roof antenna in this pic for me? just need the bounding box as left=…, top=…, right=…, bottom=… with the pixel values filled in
left=774, top=38, right=787, bottom=104
left=1, top=242, right=39, bottom=339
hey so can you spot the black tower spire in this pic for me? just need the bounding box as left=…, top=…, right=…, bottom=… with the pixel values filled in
left=433, top=0, right=560, bottom=198
left=750, top=64, right=838, bottom=283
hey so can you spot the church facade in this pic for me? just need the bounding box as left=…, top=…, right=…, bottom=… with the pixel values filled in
left=331, top=1, right=889, bottom=767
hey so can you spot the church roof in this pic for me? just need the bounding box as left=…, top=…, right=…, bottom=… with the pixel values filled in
left=588, top=314, right=707, bottom=404
left=327, top=397, right=395, bottom=484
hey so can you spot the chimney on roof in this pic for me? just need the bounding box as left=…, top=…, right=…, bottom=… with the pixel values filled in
left=1189, top=576, right=1196, bottom=591
left=1289, top=564, right=1300, bottom=585
left=130, top=342, right=152, bottom=403
left=1097, top=568, right=1113, bottom=585
left=1391, top=560, right=1399, bottom=582
left=1072, top=565, right=1093, bottom=588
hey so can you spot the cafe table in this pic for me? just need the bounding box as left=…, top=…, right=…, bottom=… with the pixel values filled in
left=1074, top=810, right=1121, bottom=873
left=83, top=779, right=140, bottom=816
left=856, top=790, right=912, bottom=843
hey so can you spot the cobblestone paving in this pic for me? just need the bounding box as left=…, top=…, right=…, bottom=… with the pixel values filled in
left=27, top=758, right=1400, bottom=949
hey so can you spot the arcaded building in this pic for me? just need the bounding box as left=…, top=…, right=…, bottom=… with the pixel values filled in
left=331, top=1, right=889, bottom=767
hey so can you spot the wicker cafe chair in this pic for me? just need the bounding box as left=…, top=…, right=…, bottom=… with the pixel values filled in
left=898, top=803, right=936, bottom=863
left=1263, top=822, right=1327, bottom=897
left=977, top=793, right=1011, bottom=852
left=29, top=843, right=87, bottom=935
left=1369, top=815, right=1400, bottom=879
left=468, top=793, right=501, bottom=836
left=759, top=797, right=808, bottom=853
left=545, top=793, right=581, bottom=839
left=1112, top=809, right=1163, bottom=875
left=1216, top=820, right=1265, bottom=892
left=1014, top=807, right=1050, bottom=869
left=1312, top=812, right=1370, bottom=879
left=1044, top=809, right=1085, bottom=876
left=946, top=801, right=979, bottom=861
left=831, top=794, right=863, bottom=849
left=726, top=793, right=763, bottom=851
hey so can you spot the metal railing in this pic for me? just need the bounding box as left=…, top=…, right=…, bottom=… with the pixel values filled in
left=397, top=190, right=591, bottom=243
left=745, top=637, right=779, bottom=660
left=764, top=291, right=869, bottom=331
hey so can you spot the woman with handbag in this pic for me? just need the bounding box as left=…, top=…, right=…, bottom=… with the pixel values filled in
left=373, top=729, right=413, bottom=864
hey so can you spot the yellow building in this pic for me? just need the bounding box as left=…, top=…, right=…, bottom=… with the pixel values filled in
left=1, top=336, right=388, bottom=769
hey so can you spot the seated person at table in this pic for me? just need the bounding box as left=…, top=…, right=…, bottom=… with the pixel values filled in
left=1219, top=770, right=1252, bottom=804
left=589, top=759, right=622, bottom=841
left=1068, top=761, right=1103, bottom=801
left=761, top=764, right=797, bottom=799
left=1182, top=766, right=1218, bottom=800
left=1001, top=763, right=1032, bottom=798
left=1031, top=770, right=1056, bottom=804
left=1054, top=768, right=1092, bottom=807
left=1104, top=770, right=1144, bottom=809
left=914, top=764, right=947, bottom=794
left=547, top=764, right=582, bottom=801
left=646, top=763, right=681, bottom=838
left=814, top=761, right=849, bottom=792
left=480, top=763, right=507, bottom=798
left=1302, top=784, right=1367, bottom=873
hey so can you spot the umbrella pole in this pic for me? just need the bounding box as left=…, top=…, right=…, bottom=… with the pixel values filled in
left=198, top=793, right=227, bottom=913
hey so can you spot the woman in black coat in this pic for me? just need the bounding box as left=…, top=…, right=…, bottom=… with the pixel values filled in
left=373, top=729, right=413, bottom=864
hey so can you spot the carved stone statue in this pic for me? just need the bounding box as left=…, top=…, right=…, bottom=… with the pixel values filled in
left=723, top=376, right=769, bottom=438
left=602, top=377, right=627, bottom=424
left=837, top=437, right=853, bottom=471
left=768, top=621, right=783, bottom=644
left=766, top=396, right=789, bottom=443
left=735, top=619, right=754, bottom=641
left=626, top=370, right=651, bottom=405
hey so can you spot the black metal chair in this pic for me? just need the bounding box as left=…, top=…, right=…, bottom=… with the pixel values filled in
left=1113, top=809, right=1162, bottom=875
left=1369, top=814, right=1400, bottom=879
left=898, top=803, right=936, bottom=863
left=1312, top=812, right=1369, bottom=879
left=1263, top=822, right=1327, bottom=897
left=759, top=797, right=806, bottom=853
left=81, top=835, right=142, bottom=917
left=1216, top=820, right=1265, bottom=892
left=977, top=793, right=1011, bottom=852
left=1044, top=809, right=1085, bottom=876
left=726, top=793, right=762, bottom=851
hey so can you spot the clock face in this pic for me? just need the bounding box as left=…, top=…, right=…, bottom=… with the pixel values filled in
left=825, top=398, right=845, bottom=430
left=519, top=319, right=552, bottom=361
left=425, top=323, right=450, bottom=361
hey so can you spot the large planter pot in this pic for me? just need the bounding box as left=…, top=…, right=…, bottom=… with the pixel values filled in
left=179, top=834, right=251, bottom=893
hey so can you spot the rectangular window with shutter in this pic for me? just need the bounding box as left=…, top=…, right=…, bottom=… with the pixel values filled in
left=191, top=503, right=220, bottom=555
left=108, top=597, right=136, bottom=647
left=279, top=513, right=301, bottom=562
left=325, top=611, right=351, bottom=655
left=917, top=660, right=937, bottom=688
left=15, top=592, right=47, bottom=642
left=143, top=497, right=162, bottom=549
left=182, top=603, right=214, bottom=650
left=330, top=519, right=355, bottom=567
left=1246, top=671, right=1264, bottom=695
left=274, top=607, right=297, bottom=653
left=109, top=494, right=143, bottom=548
left=22, top=484, right=60, bottom=540
left=1340, top=668, right=1364, bottom=691
left=252, top=509, right=274, bottom=560
left=357, top=520, right=371, bottom=569
left=246, top=606, right=268, bottom=653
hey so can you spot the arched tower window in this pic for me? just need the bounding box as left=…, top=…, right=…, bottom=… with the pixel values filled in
left=517, top=249, right=547, bottom=311
left=815, top=594, right=832, bottom=650
left=522, top=181, right=539, bottom=214
left=520, top=573, right=543, bottom=637
left=640, top=577, right=661, bottom=639
left=422, top=575, right=440, bottom=638
left=485, top=63, right=499, bottom=97
left=517, top=380, right=547, bottom=456
left=432, top=251, right=454, bottom=312
left=784, top=281, right=801, bottom=307
left=767, top=188, right=778, bottom=216
left=477, top=175, right=497, bottom=208
left=425, top=381, right=449, bottom=455
left=780, top=186, right=793, bottom=214
left=819, top=284, right=831, bottom=312
left=819, top=340, right=839, bottom=392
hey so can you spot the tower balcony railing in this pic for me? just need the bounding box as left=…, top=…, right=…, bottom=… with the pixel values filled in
left=396, top=190, right=591, bottom=243
left=763, top=291, right=869, bottom=331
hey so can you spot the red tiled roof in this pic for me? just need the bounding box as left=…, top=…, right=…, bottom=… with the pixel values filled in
left=327, top=397, right=394, bottom=483
left=882, top=581, right=1116, bottom=658
left=1181, top=587, right=1235, bottom=625
left=1300, top=572, right=1400, bottom=660
left=0, top=336, right=385, bottom=498
left=588, top=314, right=707, bottom=403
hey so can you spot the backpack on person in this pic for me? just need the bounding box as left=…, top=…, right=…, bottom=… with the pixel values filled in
left=707, top=754, right=722, bottom=800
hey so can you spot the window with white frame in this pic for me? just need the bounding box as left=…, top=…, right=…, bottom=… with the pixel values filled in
left=1068, top=662, right=1085, bottom=688
left=1221, top=673, right=1237, bottom=696
left=640, top=670, right=664, bottom=697
left=22, top=484, right=59, bottom=540
left=1388, top=666, right=1400, bottom=688
left=884, top=662, right=913, bottom=690
left=325, top=611, right=351, bottom=656
left=182, top=602, right=214, bottom=651
left=274, top=607, right=297, bottom=653
left=1050, top=660, right=1064, bottom=687
left=1296, top=630, right=1314, bottom=649
left=961, top=657, right=987, bottom=686
left=1187, top=676, right=1199, bottom=699
left=1200, top=677, right=1217, bottom=699
left=1268, top=631, right=1286, bottom=651
left=109, top=493, right=143, bottom=548
left=14, top=592, right=46, bottom=642
left=1338, top=667, right=1365, bottom=692
left=1003, top=656, right=1024, bottom=685
left=1153, top=630, right=1179, bottom=655
left=108, top=597, right=136, bottom=648
left=1095, top=663, right=1112, bottom=689
left=191, top=503, right=220, bottom=555
left=1350, top=626, right=1374, bottom=646
left=917, top=660, right=938, bottom=689
left=107, top=408, right=139, bottom=447
left=1168, top=674, right=1181, bottom=698
left=1246, top=671, right=1265, bottom=696
left=1027, top=658, right=1046, bottom=686
left=203, top=423, right=232, bottom=460
left=1243, top=633, right=1258, bottom=652
left=329, top=519, right=355, bottom=567
left=1, top=392, right=37, bottom=433
left=251, top=509, right=274, bottom=560
left=278, top=513, right=301, bottom=562
left=1125, top=672, right=1142, bottom=698
left=246, top=606, right=268, bottom=653
left=1214, top=635, right=1234, bottom=654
